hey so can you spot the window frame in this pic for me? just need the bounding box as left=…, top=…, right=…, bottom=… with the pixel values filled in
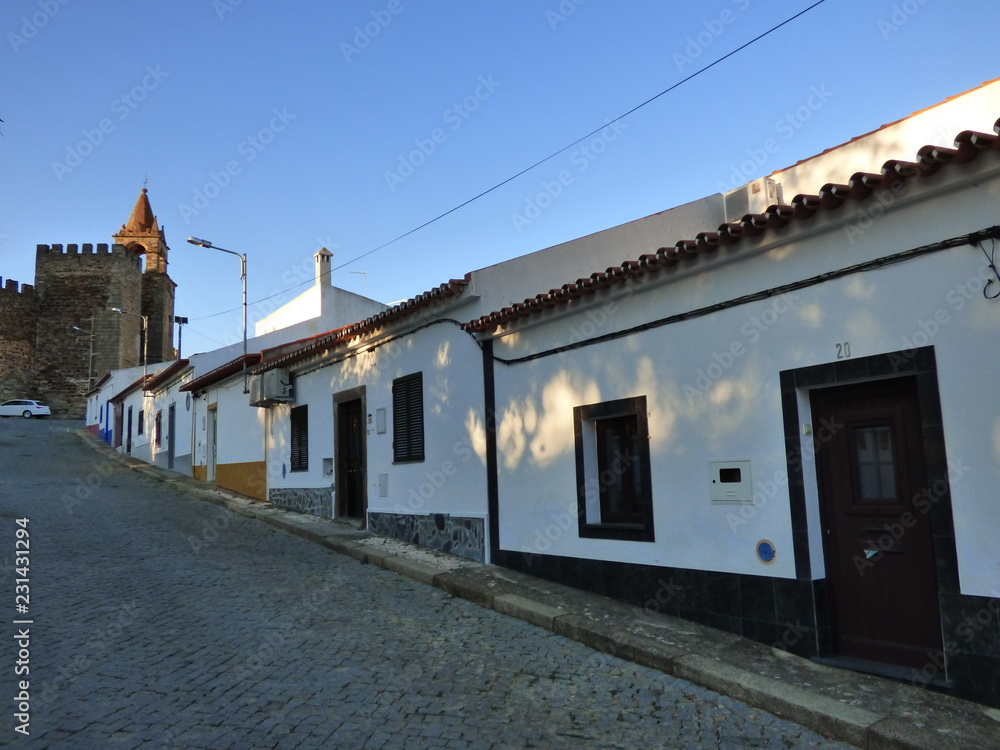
left=574, top=395, right=655, bottom=542
left=138, top=409, right=145, bottom=435
left=290, top=404, right=309, bottom=472
left=392, top=372, right=424, bottom=463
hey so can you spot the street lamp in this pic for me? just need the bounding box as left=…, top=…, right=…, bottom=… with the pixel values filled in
left=110, top=307, right=148, bottom=386
left=186, top=236, right=248, bottom=393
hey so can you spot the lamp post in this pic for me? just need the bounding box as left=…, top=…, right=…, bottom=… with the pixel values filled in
left=110, top=307, right=148, bottom=386
left=186, top=237, right=248, bottom=393
left=174, top=316, right=189, bottom=359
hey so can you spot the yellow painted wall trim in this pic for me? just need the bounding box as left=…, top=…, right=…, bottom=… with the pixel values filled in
left=216, top=461, right=267, bottom=500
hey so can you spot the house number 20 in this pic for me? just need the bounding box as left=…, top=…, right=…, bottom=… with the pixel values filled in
left=836, top=342, right=851, bottom=359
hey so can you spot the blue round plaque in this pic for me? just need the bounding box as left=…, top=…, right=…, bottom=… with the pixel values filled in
left=757, top=539, right=776, bottom=564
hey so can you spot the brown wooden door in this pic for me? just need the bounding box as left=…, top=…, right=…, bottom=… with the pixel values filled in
left=811, top=377, right=941, bottom=669
left=337, top=399, right=365, bottom=519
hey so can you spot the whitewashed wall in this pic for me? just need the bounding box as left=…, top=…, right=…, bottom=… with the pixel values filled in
left=148, top=375, right=194, bottom=474
left=202, top=380, right=265, bottom=468
left=492, top=155, right=1000, bottom=597
left=268, top=323, right=489, bottom=522
left=772, top=80, right=1000, bottom=197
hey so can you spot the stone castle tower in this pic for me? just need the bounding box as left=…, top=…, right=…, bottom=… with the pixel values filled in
left=0, top=189, right=176, bottom=416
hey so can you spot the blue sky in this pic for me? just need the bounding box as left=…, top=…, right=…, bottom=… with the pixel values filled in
left=2, top=0, right=998, bottom=356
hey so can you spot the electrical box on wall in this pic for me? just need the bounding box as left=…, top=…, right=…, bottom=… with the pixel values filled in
left=709, top=460, right=752, bottom=503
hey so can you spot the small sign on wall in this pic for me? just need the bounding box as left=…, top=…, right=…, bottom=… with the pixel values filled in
left=709, top=460, right=752, bottom=503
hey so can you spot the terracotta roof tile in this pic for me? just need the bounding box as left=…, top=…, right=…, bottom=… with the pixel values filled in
left=251, top=275, right=471, bottom=374
left=143, top=359, right=190, bottom=392
left=771, top=77, right=1000, bottom=176
left=463, top=117, right=1000, bottom=334
left=179, top=354, right=261, bottom=393
left=110, top=374, right=154, bottom=403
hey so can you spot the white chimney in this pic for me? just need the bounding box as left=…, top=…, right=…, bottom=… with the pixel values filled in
left=314, top=247, right=333, bottom=286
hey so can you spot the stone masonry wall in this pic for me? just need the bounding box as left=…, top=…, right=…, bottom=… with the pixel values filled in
left=142, top=272, right=175, bottom=364
left=31, top=243, right=142, bottom=416
left=367, top=512, right=485, bottom=563
left=0, top=278, right=38, bottom=402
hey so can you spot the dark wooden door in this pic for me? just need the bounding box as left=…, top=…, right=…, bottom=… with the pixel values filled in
left=126, top=407, right=133, bottom=454
left=337, top=399, right=365, bottom=519
left=167, top=404, right=176, bottom=469
left=114, top=403, right=123, bottom=448
left=812, top=378, right=941, bottom=668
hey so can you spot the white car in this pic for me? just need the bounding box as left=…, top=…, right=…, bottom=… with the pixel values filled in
left=0, top=400, right=51, bottom=419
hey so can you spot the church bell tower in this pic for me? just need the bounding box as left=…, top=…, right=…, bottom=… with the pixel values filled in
left=113, top=187, right=176, bottom=363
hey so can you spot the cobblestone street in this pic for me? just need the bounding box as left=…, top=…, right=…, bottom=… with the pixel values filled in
left=0, top=421, right=856, bottom=749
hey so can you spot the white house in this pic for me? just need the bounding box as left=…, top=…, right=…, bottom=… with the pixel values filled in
left=181, top=352, right=265, bottom=497
left=250, top=193, right=726, bottom=562
left=464, top=109, right=1000, bottom=706
left=102, top=362, right=171, bottom=460
left=251, top=277, right=490, bottom=557
left=142, top=359, right=194, bottom=475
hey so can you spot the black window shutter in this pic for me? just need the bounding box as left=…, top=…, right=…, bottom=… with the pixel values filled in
left=290, top=405, right=309, bottom=471
left=392, top=373, right=424, bottom=462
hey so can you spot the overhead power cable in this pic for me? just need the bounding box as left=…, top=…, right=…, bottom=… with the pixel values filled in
left=190, top=0, right=828, bottom=322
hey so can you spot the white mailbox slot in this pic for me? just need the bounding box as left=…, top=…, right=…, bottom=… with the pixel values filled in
left=709, top=460, right=752, bottom=504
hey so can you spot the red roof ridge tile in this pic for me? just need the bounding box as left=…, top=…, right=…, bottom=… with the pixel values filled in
left=179, top=353, right=262, bottom=393
left=462, top=117, right=1000, bottom=334
left=251, top=274, right=471, bottom=374
left=771, top=77, right=1000, bottom=176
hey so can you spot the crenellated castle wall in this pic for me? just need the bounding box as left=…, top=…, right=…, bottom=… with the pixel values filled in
left=0, top=277, right=39, bottom=401
left=0, top=191, right=177, bottom=417
left=29, top=243, right=146, bottom=415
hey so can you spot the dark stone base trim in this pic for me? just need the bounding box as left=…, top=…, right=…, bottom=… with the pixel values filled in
left=493, top=548, right=1000, bottom=707
left=269, top=487, right=332, bottom=518
left=368, top=512, right=485, bottom=563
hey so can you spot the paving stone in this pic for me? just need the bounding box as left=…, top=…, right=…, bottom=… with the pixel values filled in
left=0, top=421, right=859, bottom=748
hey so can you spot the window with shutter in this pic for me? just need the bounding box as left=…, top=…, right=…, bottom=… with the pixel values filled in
left=290, top=405, right=309, bottom=472
left=392, top=373, right=424, bottom=463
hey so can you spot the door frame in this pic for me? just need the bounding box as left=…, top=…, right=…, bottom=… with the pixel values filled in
left=779, top=346, right=959, bottom=678
left=126, top=406, right=133, bottom=455
left=206, top=403, right=218, bottom=482
left=113, top=402, right=123, bottom=448
left=333, top=387, right=367, bottom=524
left=167, top=403, right=176, bottom=469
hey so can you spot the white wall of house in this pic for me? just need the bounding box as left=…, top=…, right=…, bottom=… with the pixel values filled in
left=198, top=380, right=265, bottom=468
left=86, top=366, right=144, bottom=442
left=266, top=322, right=489, bottom=544
left=255, top=284, right=387, bottom=337
left=468, top=194, right=724, bottom=312
left=116, top=370, right=169, bottom=462
left=771, top=79, right=1000, bottom=198
left=148, top=372, right=194, bottom=475
left=491, top=153, right=1000, bottom=597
